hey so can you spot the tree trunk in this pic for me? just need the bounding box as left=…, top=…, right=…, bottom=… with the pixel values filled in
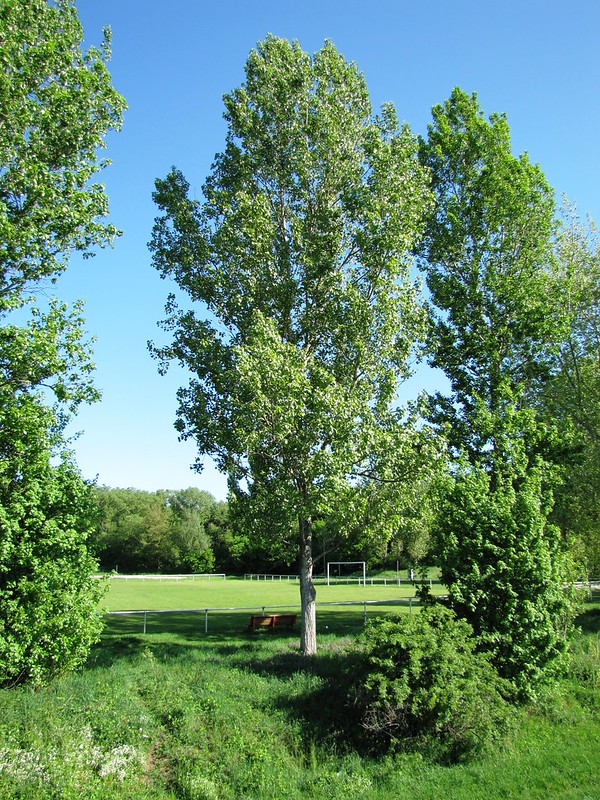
left=299, top=516, right=317, bottom=655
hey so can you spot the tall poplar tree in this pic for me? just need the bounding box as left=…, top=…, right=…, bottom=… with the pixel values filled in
left=150, top=36, right=432, bottom=654
left=418, top=88, right=574, bottom=698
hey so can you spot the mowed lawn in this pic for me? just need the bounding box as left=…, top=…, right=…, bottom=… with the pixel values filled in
left=103, top=575, right=432, bottom=610
left=101, top=575, right=442, bottom=637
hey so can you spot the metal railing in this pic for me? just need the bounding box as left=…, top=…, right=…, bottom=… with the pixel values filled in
left=106, top=597, right=421, bottom=635
left=105, top=583, right=599, bottom=636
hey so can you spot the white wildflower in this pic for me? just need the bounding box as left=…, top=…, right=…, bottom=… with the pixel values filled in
left=0, top=747, right=49, bottom=783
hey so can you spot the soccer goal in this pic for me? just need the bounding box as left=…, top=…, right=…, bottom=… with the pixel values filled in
left=326, top=561, right=366, bottom=586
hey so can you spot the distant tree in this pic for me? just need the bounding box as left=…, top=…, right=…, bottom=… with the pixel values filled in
left=207, top=500, right=249, bottom=573
left=165, top=488, right=215, bottom=572
left=418, top=88, right=575, bottom=699
left=93, top=487, right=152, bottom=572
left=0, top=0, right=125, bottom=687
left=344, top=449, right=442, bottom=570
left=150, top=36, right=433, bottom=654
left=93, top=487, right=220, bottom=574
left=137, top=497, right=176, bottom=572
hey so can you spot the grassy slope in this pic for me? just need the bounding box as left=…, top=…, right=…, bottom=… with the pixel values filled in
left=0, top=584, right=597, bottom=800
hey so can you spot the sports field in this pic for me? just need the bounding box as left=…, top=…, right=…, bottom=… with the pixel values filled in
left=102, top=574, right=443, bottom=637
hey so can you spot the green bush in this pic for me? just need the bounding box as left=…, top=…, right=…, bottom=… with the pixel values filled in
left=436, top=463, right=576, bottom=701
left=0, top=455, right=106, bottom=688
left=349, top=605, right=511, bottom=763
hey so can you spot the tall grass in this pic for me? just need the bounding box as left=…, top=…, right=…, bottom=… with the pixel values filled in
left=0, top=592, right=597, bottom=799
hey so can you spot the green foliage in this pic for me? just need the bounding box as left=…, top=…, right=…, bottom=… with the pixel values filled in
left=166, top=487, right=217, bottom=572
left=0, top=431, right=105, bottom=687
left=437, top=461, right=574, bottom=699
left=150, top=35, right=435, bottom=652
left=545, top=203, right=600, bottom=575
left=0, top=0, right=125, bottom=309
left=93, top=487, right=165, bottom=573
left=349, top=605, right=510, bottom=763
left=93, top=487, right=224, bottom=574
left=418, top=87, right=560, bottom=464
left=418, top=88, right=576, bottom=698
left=0, top=316, right=106, bottom=687
left=0, top=0, right=125, bottom=687
left=0, top=303, right=106, bottom=688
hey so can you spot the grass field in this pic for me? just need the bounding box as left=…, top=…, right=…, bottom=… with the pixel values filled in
left=1, top=578, right=598, bottom=800
left=102, top=574, right=439, bottom=638
left=104, top=574, right=429, bottom=609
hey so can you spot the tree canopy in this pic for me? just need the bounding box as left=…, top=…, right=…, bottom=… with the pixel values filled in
left=545, top=203, right=600, bottom=575
left=150, top=36, right=437, bottom=654
left=418, top=88, right=576, bottom=698
left=0, top=0, right=125, bottom=687
left=93, top=486, right=224, bottom=574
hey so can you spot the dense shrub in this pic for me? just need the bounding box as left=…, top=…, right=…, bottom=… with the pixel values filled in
left=0, top=454, right=106, bottom=688
left=437, top=463, right=576, bottom=701
left=349, top=605, right=510, bottom=763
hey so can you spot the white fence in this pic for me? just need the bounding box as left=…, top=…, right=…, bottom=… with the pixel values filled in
left=104, top=581, right=599, bottom=635
left=243, top=573, right=436, bottom=587
left=581, top=582, right=600, bottom=601
left=106, top=573, right=227, bottom=581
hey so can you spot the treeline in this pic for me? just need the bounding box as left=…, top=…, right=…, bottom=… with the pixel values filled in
left=93, top=487, right=229, bottom=574
left=92, top=485, right=435, bottom=576
left=92, top=455, right=600, bottom=578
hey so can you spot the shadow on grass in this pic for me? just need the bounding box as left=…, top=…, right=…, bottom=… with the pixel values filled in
left=88, top=609, right=372, bottom=752
left=88, top=608, right=368, bottom=670
left=226, top=622, right=372, bottom=755
left=90, top=601, right=410, bottom=665
left=100, top=603, right=405, bottom=639
left=95, top=606, right=372, bottom=650
left=575, top=607, right=600, bottom=634
left=269, top=651, right=370, bottom=754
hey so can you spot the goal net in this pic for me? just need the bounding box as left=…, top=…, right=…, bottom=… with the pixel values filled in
left=326, top=561, right=366, bottom=586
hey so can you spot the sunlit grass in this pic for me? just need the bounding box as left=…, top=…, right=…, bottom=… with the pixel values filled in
left=101, top=574, right=439, bottom=637
left=103, top=573, right=439, bottom=611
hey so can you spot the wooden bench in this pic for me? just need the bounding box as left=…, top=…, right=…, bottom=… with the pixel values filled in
left=248, top=613, right=297, bottom=632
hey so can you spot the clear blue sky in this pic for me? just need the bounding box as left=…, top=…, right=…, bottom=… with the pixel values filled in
left=59, top=0, right=600, bottom=501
